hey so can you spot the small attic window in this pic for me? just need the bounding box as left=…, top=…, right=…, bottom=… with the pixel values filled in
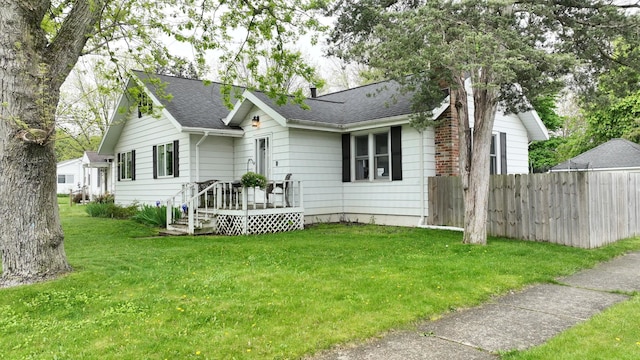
left=137, top=92, right=153, bottom=118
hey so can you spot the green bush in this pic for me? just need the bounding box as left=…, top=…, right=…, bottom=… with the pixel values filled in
left=241, top=171, right=267, bottom=188
left=85, top=202, right=138, bottom=219
left=92, top=193, right=115, bottom=204
left=72, top=192, right=86, bottom=204
left=131, top=204, right=181, bottom=227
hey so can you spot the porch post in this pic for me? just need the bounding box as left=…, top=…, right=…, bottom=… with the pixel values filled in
left=243, top=190, right=249, bottom=235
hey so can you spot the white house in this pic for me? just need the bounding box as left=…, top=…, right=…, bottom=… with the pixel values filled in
left=56, top=152, right=114, bottom=198
left=56, top=157, right=83, bottom=194
left=98, top=71, right=548, bottom=234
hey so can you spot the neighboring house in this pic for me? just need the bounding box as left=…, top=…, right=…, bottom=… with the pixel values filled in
left=82, top=151, right=115, bottom=197
left=550, top=138, right=640, bottom=173
left=56, top=157, right=83, bottom=194
left=56, top=152, right=115, bottom=198
left=98, top=71, right=548, bottom=234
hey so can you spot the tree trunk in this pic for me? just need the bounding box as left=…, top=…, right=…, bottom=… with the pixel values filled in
left=455, top=73, right=499, bottom=245
left=0, top=2, right=71, bottom=287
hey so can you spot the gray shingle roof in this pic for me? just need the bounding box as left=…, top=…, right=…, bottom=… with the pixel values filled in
left=251, top=81, right=415, bottom=124
left=133, top=70, right=242, bottom=130
left=84, top=151, right=111, bottom=163
left=135, top=71, right=416, bottom=128
left=551, top=138, right=640, bottom=171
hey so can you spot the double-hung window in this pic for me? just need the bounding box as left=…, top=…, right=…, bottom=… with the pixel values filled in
left=153, top=140, right=179, bottom=179
left=118, top=150, right=135, bottom=181
left=489, top=132, right=507, bottom=175
left=137, top=92, right=153, bottom=118
left=343, top=126, right=402, bottom=182
left=156, top=143, right=174, bottom=177
left=490, top=134, right=498, bottom=175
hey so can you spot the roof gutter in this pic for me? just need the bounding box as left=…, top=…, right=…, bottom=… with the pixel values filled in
left=181, top=127, right=244, bottom=137
left=286, top=114, right=412, bottom=132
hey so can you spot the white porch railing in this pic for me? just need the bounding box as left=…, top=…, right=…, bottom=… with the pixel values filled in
left=166, top=180, right=304, bottom=235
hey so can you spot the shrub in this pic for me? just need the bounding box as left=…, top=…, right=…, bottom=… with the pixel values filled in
left=92, top=193, right=115, bottom=204
left=241, top=172, right=267, bottom=188
left=85, top=202, right=138, bottom=219
left=72, top=192, right=86, bottom=204
left=132, top=204, right=181, bottom=227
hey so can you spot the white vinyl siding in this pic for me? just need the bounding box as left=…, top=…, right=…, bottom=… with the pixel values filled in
left=57, top=174, right=74, bottom=184
left=342, top=125, right=434, bottom=219
left=113, top=108, right=190, bottom=205
left=465, top=86, right=530, bottom=175
left=190, top=134, right=235, bottom=182
left=233, top=108, right=288, bottom=182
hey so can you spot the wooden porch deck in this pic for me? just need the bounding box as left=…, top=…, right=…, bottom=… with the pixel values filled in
left=167, top=180, right=304, bottom=235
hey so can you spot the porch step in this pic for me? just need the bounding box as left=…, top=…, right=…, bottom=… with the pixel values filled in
left=166, top=222, right=216, bottom=235
left=158, top=229, right=189, bottom=236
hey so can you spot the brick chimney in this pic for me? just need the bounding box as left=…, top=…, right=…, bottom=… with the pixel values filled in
left=434, top=94, right=460, bottom=176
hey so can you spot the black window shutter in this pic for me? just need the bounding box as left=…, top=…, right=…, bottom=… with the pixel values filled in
left=173, top=140, right=180, bottom=177
left=131, top=150, right=136, bottom=181
left=341, top=134, right=351, bottom=182
left=117, top=153, right=121, bottom=181
left=152, top=146, right=158, bottom=179
left=500, top=132, right=507, bottom=174
left=391, top=126, right=403, bottom=181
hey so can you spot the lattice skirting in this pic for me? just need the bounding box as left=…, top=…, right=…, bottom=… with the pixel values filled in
left=216, top=212, right=304, bottom=236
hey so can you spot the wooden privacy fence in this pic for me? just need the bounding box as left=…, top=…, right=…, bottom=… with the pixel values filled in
left=428, top=172, right=640, bottom=248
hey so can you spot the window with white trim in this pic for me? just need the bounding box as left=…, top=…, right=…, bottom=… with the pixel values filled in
left=138, top=92, right=153, bottom=118
left=355, top=135, right=369, bottom=180
left=156, top=142, right=174, bottom=177
left=489, top=132, right=507, bottom=175
left=57, top=174, right=74, bottom=184
left=374, top=133, right=390, bottom=179
left=342, top=126, right=402, bottom=182
left=119, top=151, right=134, bottom=180
left=490, top=134, right=498, bottom=175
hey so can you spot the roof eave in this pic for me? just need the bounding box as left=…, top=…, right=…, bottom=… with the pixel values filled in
left=225, top=90, right=288, bottom=127
left=181, top=127, right=245, bottom=137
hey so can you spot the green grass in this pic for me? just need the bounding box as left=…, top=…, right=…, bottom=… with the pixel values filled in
left=1, top=204, right=640, bottom=359
left=502, top=294, right=640, bottom=360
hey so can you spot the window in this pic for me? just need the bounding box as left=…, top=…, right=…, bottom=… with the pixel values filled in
left=255, top=137, right=269, bottom=177
left=118, top=150, right=135, bottom=181
left=343, top=126, right=402, bottom=182
left=157, top=143, right=173, bottom=177
left=137, top=92, right=153, bottom=118
left=490, top=134, right=498, bottom=175
left=153, top=140, right=179, bottom=179
left=57, top=174, right=74, bottom=184
left=489, top=132, right=507, bottom=175
left=355, top=135, right=369, bottom=180
left=374, top=133, right=389, bottom=179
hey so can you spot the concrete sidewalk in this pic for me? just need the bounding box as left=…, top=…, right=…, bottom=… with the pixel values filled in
left=310, top=251, right=640, bottom=360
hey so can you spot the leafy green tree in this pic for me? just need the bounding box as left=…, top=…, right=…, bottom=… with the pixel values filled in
left=528, top=93, right=566, bottom=172
left=583, top=91, right=640, bottom=145
left=0, top=0, right=325, bottom=286
left=327, top=0, right=640, bottom=244
left=557, top=40, right=640, bottom=159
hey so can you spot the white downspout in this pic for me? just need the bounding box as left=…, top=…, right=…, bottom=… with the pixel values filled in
left=419, top=129, right=426, bottom=226
left=195, top=132, right=210, bottom=183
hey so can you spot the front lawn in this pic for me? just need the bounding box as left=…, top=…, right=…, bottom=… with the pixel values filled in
left=1, top=203, right=639, bottom=359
